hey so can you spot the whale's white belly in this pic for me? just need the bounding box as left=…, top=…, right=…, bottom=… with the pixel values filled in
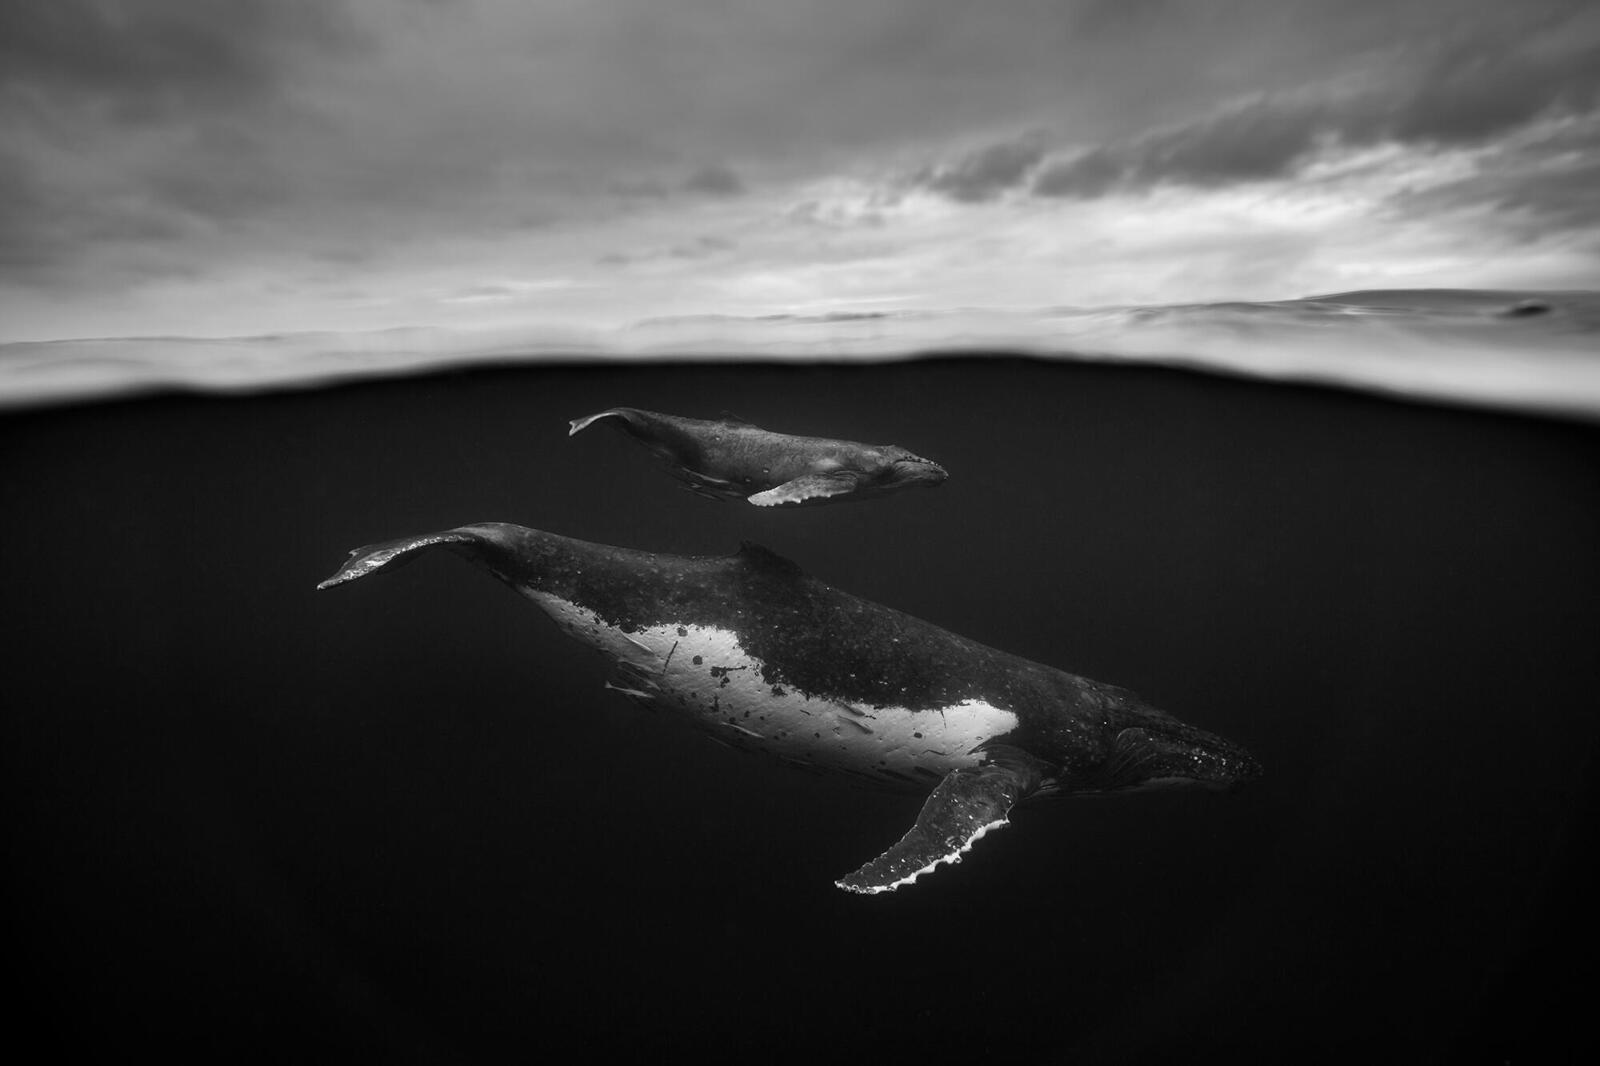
left=524, top=591, right=1019, bottom=786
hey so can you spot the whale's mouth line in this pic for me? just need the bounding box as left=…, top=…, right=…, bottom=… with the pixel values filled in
left=893, top=456, right=948, bottom=480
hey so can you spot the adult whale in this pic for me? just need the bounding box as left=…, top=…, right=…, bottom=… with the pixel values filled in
left=568, top=407, right=948, bottom=506
left=319, top=523, right=1260, bottom=893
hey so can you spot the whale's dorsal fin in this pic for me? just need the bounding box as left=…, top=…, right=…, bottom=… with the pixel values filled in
left=735, top=541, right=803, bottom=577
left=718, top=409, right=755, bottom=426
left=836, top=749, right=1046, bottom=895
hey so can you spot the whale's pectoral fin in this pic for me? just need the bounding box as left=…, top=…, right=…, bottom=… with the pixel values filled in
left=836, top=752, right=1044, bottom=895
left=748, top=473, right=857, bottom=507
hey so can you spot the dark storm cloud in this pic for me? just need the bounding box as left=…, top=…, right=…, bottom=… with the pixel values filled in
left=909, top=134, right=1047, bottom=202
left=0, top=154, right=72, bottom=280
left=1394, top=117, right=1600, bottom=236
left=0, top=0, right=367, bottom=283
left=1379, top=23, right=1600, bottom=146
left=145, top=126, right=300, bottom=221
left=0, top=0, right=363, bottom=118
left=1031, top=7, right=1600, bottom=199
left=1032, top=96, right=1331, bottom=197
left=0, top=148, right=193, bottom=285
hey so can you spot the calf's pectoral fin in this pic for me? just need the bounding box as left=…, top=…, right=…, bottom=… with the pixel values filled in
left=836, top=752, right=1043, bottom=895
left=748, top=472, right=857, bottom=507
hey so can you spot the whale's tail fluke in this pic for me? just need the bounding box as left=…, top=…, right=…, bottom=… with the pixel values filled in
left=568, top=408, right=639, bottom=437
left=316, top=525, right=518, bottom=590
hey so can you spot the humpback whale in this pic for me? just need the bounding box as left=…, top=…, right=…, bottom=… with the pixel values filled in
left=568, top=407, right=948, bottom=506
left=319, top=523, right=1259, bottom=893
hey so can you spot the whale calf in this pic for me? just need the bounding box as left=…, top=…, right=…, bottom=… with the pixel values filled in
left=320, top=523, right=1260, bottom=893
left=568, top=407, right=948, bottom=506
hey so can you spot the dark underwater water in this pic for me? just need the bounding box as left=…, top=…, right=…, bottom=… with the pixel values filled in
left=3, top=357, right=1596, bottom=1063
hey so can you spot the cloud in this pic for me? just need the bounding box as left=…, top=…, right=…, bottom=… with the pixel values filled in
left=683, top=164, right=746, bottom=197
left=1378, top=16, right=1600, bottom=146
left=436, top=279, right=580, bottom=304
left=1031, top=6, right=1600, bottom=199
left=0, top=148, right=198, bottom=286
left=1033, top=99, right=1328, bottom=196
left=908, top=134, right=1047, bottom=202
left=3, top=0, right=1599, bottom=341
left=0, top=153, right=70, bottom=280
left=0, top=0, right=363, bottom=119
left=1391, top=115, right=1600, bottom=239
left=0, top=0, right=370, bottom=284
left=607, top=178, right=674, bottom=200
left=600, top=235, right=737, bottom=267
left=785, top=198, right=888, bottom=229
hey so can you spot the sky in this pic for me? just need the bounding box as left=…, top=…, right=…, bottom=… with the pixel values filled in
left=2, top=0, right=1599, bottom=343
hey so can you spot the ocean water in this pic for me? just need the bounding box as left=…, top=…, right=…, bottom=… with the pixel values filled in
left=3, top=319, right=1598, bottom=1061
left=5, top=288, right=1600, bottom=421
